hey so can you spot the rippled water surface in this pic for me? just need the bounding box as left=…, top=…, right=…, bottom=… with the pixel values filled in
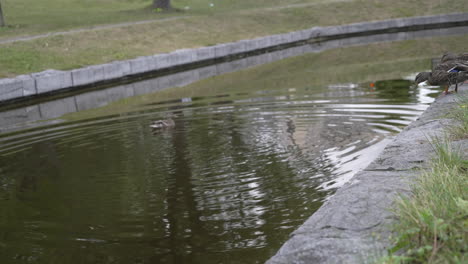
left=1, top=35, right=462, bottom=264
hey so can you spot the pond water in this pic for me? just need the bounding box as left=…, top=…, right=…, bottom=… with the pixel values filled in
left=1, top=31, right=467, bottom=264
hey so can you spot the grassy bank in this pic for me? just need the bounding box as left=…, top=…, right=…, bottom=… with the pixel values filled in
left=381, top=96, right=468, bottom=263
left=0, top=0, right=467, bottom=78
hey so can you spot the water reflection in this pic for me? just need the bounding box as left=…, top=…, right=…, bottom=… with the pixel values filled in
left=0, top=74, right=439, bottom=263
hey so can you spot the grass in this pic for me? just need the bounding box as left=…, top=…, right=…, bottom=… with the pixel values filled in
left=0, top=0, right=337, bottom=38
left=447, top=96, right=468, bottom=140
left=380, top=96, right=468, bottom=263
left=0, top=0, right=467, bottom=78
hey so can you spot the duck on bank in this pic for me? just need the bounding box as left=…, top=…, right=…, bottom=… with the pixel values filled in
left=415, top=52, right=468, bottom=94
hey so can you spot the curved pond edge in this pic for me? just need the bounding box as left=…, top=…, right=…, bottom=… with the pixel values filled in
left=1, top=12, right=468, bottom=105
left=266, top=86, right=468, bottom=263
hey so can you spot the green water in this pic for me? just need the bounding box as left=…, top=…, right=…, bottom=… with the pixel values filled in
left=1, top=34, right=467, bottom=263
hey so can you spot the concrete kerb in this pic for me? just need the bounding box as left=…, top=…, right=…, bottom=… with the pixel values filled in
left=129, top=56, right=157, bottom=76
left=1, top=13, right=467, bottom=104
left=0, top=77, right=27, bottom=101
left=102, top=61, right=132, bottom=81
left=239, top=39, right=259, bottom=53
left=214, top=41, right=247, bottom=58
left=195, top=46, right=216, bottom=62
left=71, top=64, right=106, bottom=87
left=32, top=70, right=73, bottom=94
left=251, top=36, right=273, bottom=50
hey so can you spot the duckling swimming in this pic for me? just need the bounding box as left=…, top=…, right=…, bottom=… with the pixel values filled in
left=150, top=118, right=175, bottom=130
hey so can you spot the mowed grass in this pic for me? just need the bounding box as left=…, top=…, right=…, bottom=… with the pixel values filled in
left=0, top=0, right=467, bottom=77
left=0, top=0, right=334, bottom=38
left=380, top=96, right=468, bottom=264
left=447, top=96, right=468, bottom=140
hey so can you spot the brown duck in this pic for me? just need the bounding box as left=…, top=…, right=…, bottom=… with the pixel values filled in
left=440, top=52, right=468, bottom=64
left=415, top=53, right=468, bottom=94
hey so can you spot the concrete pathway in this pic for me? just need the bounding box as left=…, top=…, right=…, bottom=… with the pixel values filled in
left=0, top=16, right=189, bottom=44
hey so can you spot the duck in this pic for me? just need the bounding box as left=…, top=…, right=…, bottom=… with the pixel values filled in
left=440, top=52, right=468, bottom=64
left=415, top=52, right=468, bottom=94
left=149, top=118, right=175, bottom=129
left=415, top=63, right=468, bottom=94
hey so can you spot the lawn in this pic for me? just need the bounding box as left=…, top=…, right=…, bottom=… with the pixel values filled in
left=0, top=0, right=467, bottom=78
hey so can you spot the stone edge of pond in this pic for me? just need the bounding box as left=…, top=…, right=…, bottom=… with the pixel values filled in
left=265, top=86, right=468, bottom=264
left=1, top=12, right=467, bottom=104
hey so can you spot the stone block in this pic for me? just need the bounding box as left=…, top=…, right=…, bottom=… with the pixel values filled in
left=154, top=49, right=195, bottom=70
left=288, top=31, right=304, bottom=42
left=170, top=49, right=197, bottom=65
left=396, top=17, right=413, bottom=28
left=296, top=29, right=310, bottom=41
left=195, top=46, right=216, bottom=61
left=320, top=25, right=344, bottom=37
left=441, top=12, right=468, bottom=23
left=239, top=39, right=258, bottom=53
left=0, top=78, right=24, bottom=101
left=170, top=49, right=196, bottom=66
left=306, top=27, right=323, bottom=40
left=397, top=17, right=416, bottom=27
left=341, top=22, right=366, bottom=34
left=227, top=41, right=247, bottom=55
left=279, top=33, right=292, bottom=44
left=102, top=61, right=131, bottom=81
left=406, top=15, right=438, bottom=28
left=214, top=42, right=246, bottom=58
left=33, top=69, right=73, bottom=94
left=153, top=53, right=173, bottom=69
left=341, top=20, right=400, bottom=34
left=268, top=34, right=285, bottom=46
left=377, top=19, right=399, bottom=30
left=253, top=37, right=272, bottom=50
left=0, top=75, right=36, bottom=101
left=71, top=65, right=105, bottom=87
left=18, top=75, right=36, bottom=97
left=129, top=56, right=157, bottom=75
